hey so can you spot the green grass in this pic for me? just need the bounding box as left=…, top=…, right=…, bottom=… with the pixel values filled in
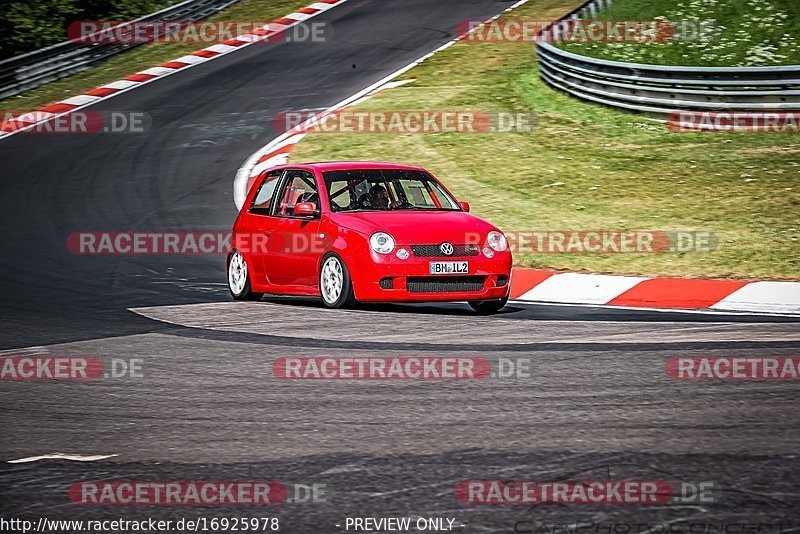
left=0, top=0, right=312, bottom=112
left=291, top=0, right=800, bottom=280
left=558, top=0, right=800, bottom=66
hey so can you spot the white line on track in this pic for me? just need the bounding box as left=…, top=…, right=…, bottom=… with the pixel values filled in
left=8, top=453, right=119, bottom=463
left=0, top=346, right=49, bottom=355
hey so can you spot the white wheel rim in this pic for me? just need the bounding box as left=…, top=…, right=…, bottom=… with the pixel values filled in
left=321, top=257, right=343, bottom=304
left=228, top=251, right=247, bottom=295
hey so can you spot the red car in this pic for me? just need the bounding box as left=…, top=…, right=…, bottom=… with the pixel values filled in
left=227, top=162, right=512, bottom=314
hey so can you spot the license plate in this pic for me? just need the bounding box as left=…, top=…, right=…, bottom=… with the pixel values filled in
left=429, top=261, right=469, bottom=275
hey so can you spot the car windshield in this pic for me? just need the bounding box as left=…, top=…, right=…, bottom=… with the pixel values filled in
left=323, top=169, right=460, bottom=212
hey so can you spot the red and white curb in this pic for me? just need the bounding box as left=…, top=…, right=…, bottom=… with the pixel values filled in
left=510, top=269, right=800, bottom=315
left=0, top=0, right=349, bottom=139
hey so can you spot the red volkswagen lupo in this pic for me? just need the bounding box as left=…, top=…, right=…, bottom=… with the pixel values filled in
left=228, top=162, right=512, bottom=313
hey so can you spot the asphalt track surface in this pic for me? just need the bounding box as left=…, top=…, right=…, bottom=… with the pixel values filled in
left=0, top=0, right=799, bottom=531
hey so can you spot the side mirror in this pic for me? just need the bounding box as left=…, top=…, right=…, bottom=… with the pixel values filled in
left=294, top=202, right=316, bottom=216
left=458, top=201, right=470, bottom=212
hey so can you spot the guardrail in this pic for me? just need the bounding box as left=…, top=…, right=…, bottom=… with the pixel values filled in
left=536, top=0, right=800, bottom=118
left=0, top=0, right=240, bottom=100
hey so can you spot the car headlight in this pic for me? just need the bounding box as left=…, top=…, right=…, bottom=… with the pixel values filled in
left=487, top=231, right=508, bottom=252
left=370, top=232, right=395, bottom=254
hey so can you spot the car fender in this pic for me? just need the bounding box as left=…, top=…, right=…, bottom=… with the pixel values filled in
left=322, top=227, right=373, bottom=289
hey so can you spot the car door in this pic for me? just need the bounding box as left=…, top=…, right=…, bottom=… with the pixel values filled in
left=242, top=169, right=284, bottom=284
left=265, top=169, right=322, bottom=288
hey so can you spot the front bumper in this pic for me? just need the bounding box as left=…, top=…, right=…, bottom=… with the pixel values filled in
left=349, top=249, right=512, bottom=302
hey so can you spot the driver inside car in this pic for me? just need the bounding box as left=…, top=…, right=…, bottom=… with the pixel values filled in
left=368, top=184, right=390, bottom=209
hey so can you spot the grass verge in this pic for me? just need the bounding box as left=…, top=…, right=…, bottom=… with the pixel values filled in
left=0, top=0, right=312, bottom=112
left=558, top=0, right=800, bottom=66
left=291, top=0, right=800, bottom=280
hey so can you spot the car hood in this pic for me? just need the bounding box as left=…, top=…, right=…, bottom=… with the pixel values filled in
left=329, top=210, right=499, bottom=244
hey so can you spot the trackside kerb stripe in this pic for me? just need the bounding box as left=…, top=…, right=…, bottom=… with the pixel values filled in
left=608, top=278, right=750, bottom=309
left=519, top=272, right=650, bottom=305
left=0, top=0, right=350, bottom=139
left=509, top=269, right=554, bottom=299
left=710, top=281, right=800, bottom=314
left=509, top=269, right=800, bottom=314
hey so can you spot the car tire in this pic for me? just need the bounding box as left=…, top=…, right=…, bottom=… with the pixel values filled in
left=468, top=297, right=508, bottom=315
left=227, top=250, right=263, bottom=301
left=319, top=253, right=355, bottom=309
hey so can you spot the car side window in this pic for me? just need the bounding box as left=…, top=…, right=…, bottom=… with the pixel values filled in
left=250, top=171, right=282, bottom=213
left=273, top=170, right=318, bottom=217
left=400, top=179, right=435, bottom=207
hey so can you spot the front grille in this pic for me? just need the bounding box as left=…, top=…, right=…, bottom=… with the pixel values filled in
left=407, top=276, right=486, bottom=293
left=410, top=244, right=480, bottom=258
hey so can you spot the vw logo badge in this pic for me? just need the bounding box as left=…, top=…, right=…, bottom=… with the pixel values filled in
left=440, top=242, right=454, bottom=256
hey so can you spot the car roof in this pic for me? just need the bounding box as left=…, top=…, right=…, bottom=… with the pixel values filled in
left=288, top=161, right=426, bottom=172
